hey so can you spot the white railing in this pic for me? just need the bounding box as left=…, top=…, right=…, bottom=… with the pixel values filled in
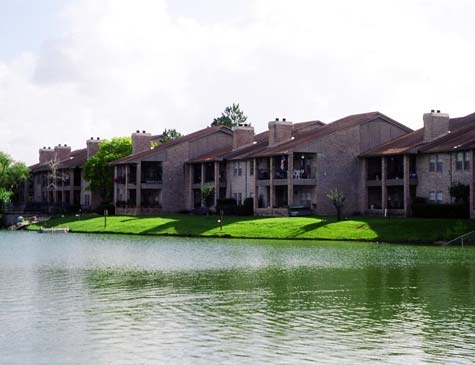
left=443, top=231, right=475, bottom=247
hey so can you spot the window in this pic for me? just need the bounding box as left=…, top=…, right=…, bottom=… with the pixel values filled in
left=429, top=191, right=443, bottom=204
left=232, top=192, right=242, bottom=205
left=84, top=194, right=91, bottom=206
left=436, top=191, right=443, bottom=203
left=233, top=162, right=242, bottom=176
left=249, top=160, right=254, bottom=176
left=456, top=151, right=470, bottom=171
left=429, top=154, right=443, bottom=172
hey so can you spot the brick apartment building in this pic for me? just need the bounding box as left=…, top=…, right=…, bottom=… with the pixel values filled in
left=112, top=112, right=411, bottom=216
left=360, top=110, right=475, bottom=218
left=28, top=138, right=102, bottom=212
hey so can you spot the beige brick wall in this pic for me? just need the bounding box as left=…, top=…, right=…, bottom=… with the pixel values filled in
left=416, top=152, right=471, bottom=203
left=228, top=159, right=255, bottom=203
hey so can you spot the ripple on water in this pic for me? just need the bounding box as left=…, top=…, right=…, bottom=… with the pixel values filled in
left=1, top=232, right=475, bottom=364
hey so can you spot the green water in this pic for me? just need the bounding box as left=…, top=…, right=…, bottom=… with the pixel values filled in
left=1, top=231, right=474, bottom=364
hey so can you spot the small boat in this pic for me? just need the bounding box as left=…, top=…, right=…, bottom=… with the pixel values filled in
left=38, top=227, right=70, bottom=233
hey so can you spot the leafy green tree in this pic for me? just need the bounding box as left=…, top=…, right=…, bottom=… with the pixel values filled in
left=83, top=137, right=132, bottom=202
left=211, top=103, right=248, bottom=128
left=449, top=182, right=469, bottom=204
left=0, top=151, right=29, bottom=204
left=161, top=128, right=183, bottom=143
left=201, top=183, right=215, bottom=208
left=327, top=188, right=345, bottom=221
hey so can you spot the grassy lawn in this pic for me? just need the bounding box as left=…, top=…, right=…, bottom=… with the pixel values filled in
left=27, top=214, right=475, bottom=243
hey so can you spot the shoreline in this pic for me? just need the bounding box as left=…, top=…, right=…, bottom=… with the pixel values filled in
left=21, top=214, right=475, bottom=245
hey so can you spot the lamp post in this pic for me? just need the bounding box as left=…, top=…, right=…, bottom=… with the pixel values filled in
left=387, top=195, right=391, bottom=219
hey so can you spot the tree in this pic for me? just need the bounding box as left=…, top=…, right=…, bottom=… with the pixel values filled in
left=201, top=183, right=215, bottom=208
left=0, top=152, right=29, bottom=205
left=449, top=182, right=469, bottom=204
left=83, top=137, right=132, bottom=202
left=211, top=103, right=248, bottom=128
left=161, top=128, right=183, bottom=143
left=327, top=189, right=345, bottom=221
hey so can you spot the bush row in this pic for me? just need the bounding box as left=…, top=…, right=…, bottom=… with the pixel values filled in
left=412, top=202, right=469, bottom=219
left=216, top=198, right=253, bottom=216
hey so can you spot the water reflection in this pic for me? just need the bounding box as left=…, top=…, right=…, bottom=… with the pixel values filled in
left=1, top=232, right=475, bottom=364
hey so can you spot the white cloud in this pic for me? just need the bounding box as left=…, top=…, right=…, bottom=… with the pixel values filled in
left=2, top=0, right=475, bottom=164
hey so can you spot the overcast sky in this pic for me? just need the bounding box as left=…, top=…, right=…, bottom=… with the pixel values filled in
left=2, top=0, right=475, bottom=165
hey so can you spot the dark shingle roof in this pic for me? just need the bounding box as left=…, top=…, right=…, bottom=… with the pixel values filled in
left=360, top=129, right=425, bottom=157
left=419, top=124, right=475, bottom=153
left=362, top=112, right=475, bottom=157
left=111, top=125, right=233, bottom=165
left=226, top=112, right=410, bottom=159
left=30, top=148, right=88, bottom=173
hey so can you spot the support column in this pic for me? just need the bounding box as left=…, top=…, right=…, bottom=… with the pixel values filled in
left=403, top=155, right=410, bottom=217
left=471, top=150, right=475, bottom=219
left=214, top=161, right=220, bottom=207
left=269, top=158, right=274, bottom=209
left=253, top=159, right=258, bottom=213
left=188, top=164, right=194, bottom=210
left=69, top=170, right=74, bottom=205
left=136, top=163, right=142, bottom=210
left=381, top=157, right=387, bottom=210
left=288, top=153, right=294, bottom=206
left=113, top=166, right=118, bottom=206
left=201, top=163, right=205, bottom=207
left=359, top=158, right=367, bottom=214
left=125, top=165, right=129, bottom=213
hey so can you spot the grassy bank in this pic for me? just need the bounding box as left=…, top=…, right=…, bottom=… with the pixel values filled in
left=27, top=214, right=475, bottom=243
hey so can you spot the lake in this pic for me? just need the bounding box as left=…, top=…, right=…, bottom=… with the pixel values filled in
left=1, top=231, right=474, bottom=364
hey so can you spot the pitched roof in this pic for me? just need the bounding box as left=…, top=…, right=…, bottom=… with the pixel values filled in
left=361, top=112, right=475, bottom=157
left=360, top=129, right=425, bottom=157
left=226, top=112, right=410, bottom=159
left=30, top=148, right=88, bottom=173
left=449, top=112, right=475, bottom=130
left=419, top=124, right=475, bottom=153
left=111, top=125, right=233, bottom=165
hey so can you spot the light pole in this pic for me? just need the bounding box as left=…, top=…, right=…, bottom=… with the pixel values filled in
left=387, top=195, right=391, bottom=219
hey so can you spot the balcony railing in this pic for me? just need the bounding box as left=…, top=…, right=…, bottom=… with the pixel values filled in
left=257, top=169, right=270, bottom=180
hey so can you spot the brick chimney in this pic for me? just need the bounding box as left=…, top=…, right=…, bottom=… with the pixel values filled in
left=39, top=147, right=54, bottom=164
left=54, top=144, right=72, bottom=162
left=132, top=130, right=152, bottom=155
left=87, top=137, right=101, bottom=158
left=268, top=119, right=292, bottom=146
left=232, top=124, right=254, bottom=149
left=423, top=110, right=450, bottom=142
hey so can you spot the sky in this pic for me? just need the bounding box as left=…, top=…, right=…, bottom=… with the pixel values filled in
left=1, top=0, right=475, bottom=165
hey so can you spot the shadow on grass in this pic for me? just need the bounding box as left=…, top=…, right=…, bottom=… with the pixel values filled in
left=285, top=219, right=331, bottom=238
left=139, top=215, right=226, bottom=236
left=37, top=215, right=99, bottom=228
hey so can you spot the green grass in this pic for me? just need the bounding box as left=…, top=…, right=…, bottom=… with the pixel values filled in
left=27, top=214, right=475, bottom=243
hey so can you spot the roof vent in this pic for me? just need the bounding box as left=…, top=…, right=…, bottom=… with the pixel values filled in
left=437, top=110, right=440, bottom=113
left=97, top=137, right=100, bottom=140
left=136, top=130, right=140, bottom=133
left=431, top=109, right=435, bottom=113
left=283, top=118, right=286, bottom=122
left=142, top=130, right=146, bottom=133
left=275, top=118, right=279, bottom=121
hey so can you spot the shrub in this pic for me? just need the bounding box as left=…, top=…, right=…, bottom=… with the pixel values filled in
left=217, top=197, right=253, bottom=216
left=95, top=202, right=116, bottom=216
left=412, top=202, right=469, bottom=219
